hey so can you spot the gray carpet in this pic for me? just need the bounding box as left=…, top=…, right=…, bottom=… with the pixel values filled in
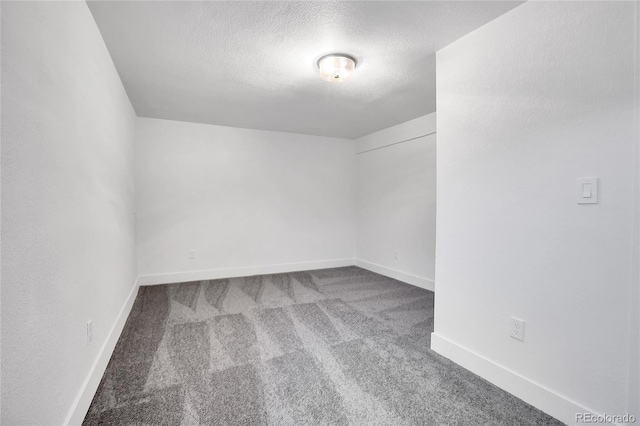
left=84, top=266, right=563, bottom=425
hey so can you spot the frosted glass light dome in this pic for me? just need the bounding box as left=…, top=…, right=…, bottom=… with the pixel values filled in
left=317, top=54, right=357, bottom=83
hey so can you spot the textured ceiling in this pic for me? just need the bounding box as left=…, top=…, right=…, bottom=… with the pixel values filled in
left=88, top=1, right=521, bottom=139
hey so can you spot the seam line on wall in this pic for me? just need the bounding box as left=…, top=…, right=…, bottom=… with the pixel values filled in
left=356, top=131, right=436, bottom=155
left=629, top=0, right=640, bottom=415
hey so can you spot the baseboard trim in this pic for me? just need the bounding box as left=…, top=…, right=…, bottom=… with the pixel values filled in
left=64, top=279, right=140, bottom=426
left=355, top=259, right=435, bottom=291
left=430, top=333, right=608, bottom=426
left=137, top=258, right=356, bottom=286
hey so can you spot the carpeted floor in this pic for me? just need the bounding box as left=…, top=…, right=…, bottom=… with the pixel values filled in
left=84, top=266, right=563, bottom=425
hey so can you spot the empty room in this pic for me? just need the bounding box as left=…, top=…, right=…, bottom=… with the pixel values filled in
left=2, top=1, right=639, bottom=425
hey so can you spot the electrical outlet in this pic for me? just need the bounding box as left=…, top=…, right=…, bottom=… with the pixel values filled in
left=87, top=320, right=93, bottom=345
left=394, top=250, right=399, bottom=260
left=510, top=317, right=525, bottom=341
left=188, top=249, right=196, bottom=260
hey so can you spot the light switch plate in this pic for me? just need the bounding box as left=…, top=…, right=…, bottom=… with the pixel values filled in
left=577, top=177, right=598, bottom=204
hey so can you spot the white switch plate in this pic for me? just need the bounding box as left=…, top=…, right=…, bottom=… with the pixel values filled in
left=188, top=249, right=196, bottom=260
left=577, top=177, right=598, bottom=204
left=510, top=317, right=525, bottom=341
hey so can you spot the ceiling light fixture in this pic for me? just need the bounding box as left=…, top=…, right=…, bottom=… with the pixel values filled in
left=317, top=53, right=357, bottom=83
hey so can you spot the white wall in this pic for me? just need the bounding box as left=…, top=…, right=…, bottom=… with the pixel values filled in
left=1, top=2, right=137, bottom=425
left=136, top=117, right=355, bottom=283
left=631, top=1, right=640, bottom=417
left=432, top=2, right=638, bottom=424
left=355, top=114, right=436, bottom=290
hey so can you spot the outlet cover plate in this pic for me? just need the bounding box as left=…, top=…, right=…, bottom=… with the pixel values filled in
left=87, top=320, right=93, bottom=345
left=510, top=317, right=525, bottom=341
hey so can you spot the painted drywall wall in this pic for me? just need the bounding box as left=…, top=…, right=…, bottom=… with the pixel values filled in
left=1, top=2, right=137, bottom=425
left=136, top=117, right=355, bottom=283
left=355, top=114, right=436, bottom=289
left=432, top=1, right=638, bottom=424
left=631, top=1, right=640, bottom=418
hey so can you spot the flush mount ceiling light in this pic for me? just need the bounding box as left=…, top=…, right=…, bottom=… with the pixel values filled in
left=317, top=53, right=357, bottom=83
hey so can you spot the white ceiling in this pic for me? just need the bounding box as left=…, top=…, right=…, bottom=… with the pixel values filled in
left=88, top=1, right=521, bottom=139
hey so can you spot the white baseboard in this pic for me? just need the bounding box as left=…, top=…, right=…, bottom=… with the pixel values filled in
left=64, top=280, right=140, bottom=426
left=355, top=259, right=435, bottom=291
left=431, top=333, right=609, bottom=426
left=137, top=258, right=356, bottom=286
